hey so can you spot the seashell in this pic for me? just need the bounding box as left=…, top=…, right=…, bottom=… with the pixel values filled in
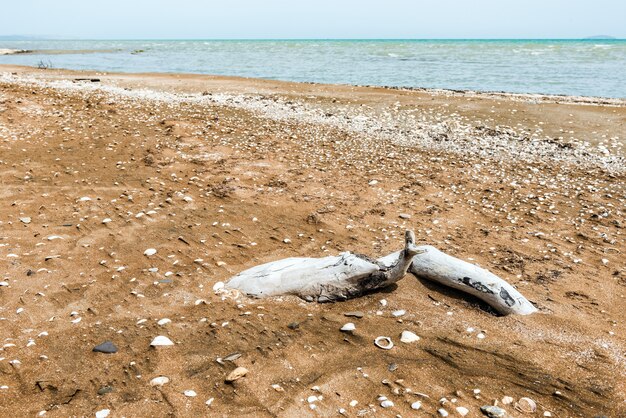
left=380, top=399, right=394, bottom=408
left=374, top=336, right=393, bottom=350
left=225, top=366, right=248, bottom=383
left=144, top=248, right=157, bottom=256
left=183, top=390, right=197, bottom=397
left=456, top=406, right=469, bottom=416
left=400, top=330, right=420, bottom=343
left=516, top=397, right=537, bottom=413
left=150, top=376, right=170, bottom=386
left=150, top=335, right=174, bottom=346
left=340, top=322, right=356, bottom=332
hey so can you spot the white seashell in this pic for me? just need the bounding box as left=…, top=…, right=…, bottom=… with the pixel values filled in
left=438, top=409, right=449, bottom=417
left=150, top=336, right=174, bottom=346
left=400, top=330, right=420, bottom=343
left=380, top=400, right=394, bottom=408
left=411, top=401, right=422, bottom=410
left=516, top=397, right=537, bottom=413
left=78, top=196, right=92, bottom=202
left=95, top=409, right=110, bottom=418
left=340, top=323, right=356, bottom=332
left=374, top=336, right=393, bottom=350
left=183, top=390, right=197, bottom=397
left=19, top=217, right=31, bottom=224
left=144, top=248, right=157, bottom=256
left=150, top=376, right=170, bottom=386
left=157, top=318, right=171, bottom=326
left=102, top=218, right=112, bottom=224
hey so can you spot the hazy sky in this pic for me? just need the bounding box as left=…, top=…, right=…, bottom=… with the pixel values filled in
left=2, top=0, right=625, bottom=39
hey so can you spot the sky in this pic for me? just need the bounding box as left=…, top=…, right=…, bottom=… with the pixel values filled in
left=1, top=0, right=625, bottom=39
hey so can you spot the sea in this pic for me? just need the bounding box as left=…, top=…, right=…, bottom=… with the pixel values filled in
left=1, top=39, right=625, bottom=98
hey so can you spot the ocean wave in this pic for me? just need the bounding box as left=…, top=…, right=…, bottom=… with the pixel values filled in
left=0, top=49, right=30, bottom=55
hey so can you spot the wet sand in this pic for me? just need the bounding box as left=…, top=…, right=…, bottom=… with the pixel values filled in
left=0, top=65, right=625, bottom=417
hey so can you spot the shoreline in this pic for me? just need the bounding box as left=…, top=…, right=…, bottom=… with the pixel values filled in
left=0, top=64, right=624, bottom=417
left=2, top=63, right=626, bottom=104
left=2, top=64, right=624, bottom=173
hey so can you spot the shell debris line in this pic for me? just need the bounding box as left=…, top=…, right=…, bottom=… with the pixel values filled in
left=0, top=67, right=623, bottom=417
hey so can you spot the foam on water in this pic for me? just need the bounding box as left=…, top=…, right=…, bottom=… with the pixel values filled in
left=0, top=39, right=625, bottom=98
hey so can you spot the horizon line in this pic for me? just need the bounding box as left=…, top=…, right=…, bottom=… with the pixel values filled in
left=1, top=36, right=623, bottom=42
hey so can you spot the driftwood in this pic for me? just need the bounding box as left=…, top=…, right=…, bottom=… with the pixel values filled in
left=226, top=231, right=537, bottom=315
left=225, top=231, right=421, bottom=302
left=380, top=246, right=537, bottom=315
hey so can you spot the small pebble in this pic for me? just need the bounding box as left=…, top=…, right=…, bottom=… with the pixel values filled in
left=93, top=341, right=118, bottom=354
left=144, top=248, right=157, bottom=256
left=438, top=408, right=449, bottom=417
left=183, top=390, right=197, bottom=397
left=411, top=401, right=422, bottom=410
left=392, top=310, right=406, bottom=317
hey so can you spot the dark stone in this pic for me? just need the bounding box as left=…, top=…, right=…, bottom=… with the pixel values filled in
left=388, top=363, right=398, bottom=372
left=97, top=386, right=114, bottom=395
left=93, top=341, right=118, bottom=354
left=287, top=322, right=299, bottom=330
left=344, top=311, right=364, bottom=318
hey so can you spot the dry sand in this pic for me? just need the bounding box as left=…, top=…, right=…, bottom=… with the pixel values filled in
left=0, top=65, right=624, bottom=417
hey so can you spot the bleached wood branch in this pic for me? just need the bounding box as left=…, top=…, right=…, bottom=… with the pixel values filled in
left=380, top=246, right=537, bottom=315
left=225, top=231, right=421, bottom=302
left=226, top=231, right=537, bottom=315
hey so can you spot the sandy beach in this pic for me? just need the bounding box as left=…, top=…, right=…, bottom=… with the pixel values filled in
left=0, top=65, right=624, bottom=417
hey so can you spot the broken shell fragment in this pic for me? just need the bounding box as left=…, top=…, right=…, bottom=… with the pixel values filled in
left=374, top=336, right=393, bottom=350
left=225, top=366, right=248, bottom=383
left=516, top=397, right=537, bottom=413
left=400, top=330, right=420, bottom=343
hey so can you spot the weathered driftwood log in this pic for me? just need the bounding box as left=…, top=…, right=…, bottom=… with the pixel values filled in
left=225, top=231, right=421, bottom=302
left=379, top=246, right=537, bottom=315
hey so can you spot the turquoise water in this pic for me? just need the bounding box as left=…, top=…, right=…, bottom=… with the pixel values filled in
left=1, top=39, right=625, bottom=98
